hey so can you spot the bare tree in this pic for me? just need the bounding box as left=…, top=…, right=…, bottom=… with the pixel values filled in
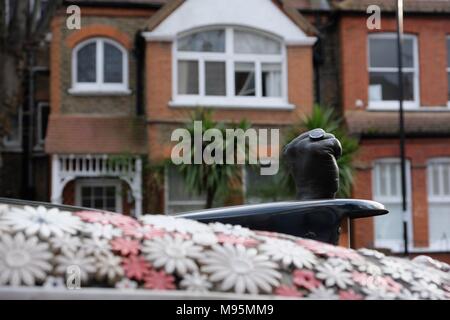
left=0, top=0, right=62, bottom=139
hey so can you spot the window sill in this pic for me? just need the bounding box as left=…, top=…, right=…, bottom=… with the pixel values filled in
left=374, top=243, right=450, bottom=254
left=367, top=105, right=450, bottom=112
left=68, top=88, right=132, bottom=96
left=169, top=99, right=295, bottom=110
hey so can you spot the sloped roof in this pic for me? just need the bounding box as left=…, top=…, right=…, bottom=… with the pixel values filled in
left=345, top=111, right=450, bottom=137
left=45, top=116, right=147, bottom=154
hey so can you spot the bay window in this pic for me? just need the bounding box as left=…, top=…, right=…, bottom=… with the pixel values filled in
left=368, top=34, right=418, bottom=108
left=173, top=27, right=287, bottom=108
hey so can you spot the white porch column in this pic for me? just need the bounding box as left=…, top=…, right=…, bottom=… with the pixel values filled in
left=133, top=158, right=143, bottom=217
left=51, top=155, right=62, bottom=204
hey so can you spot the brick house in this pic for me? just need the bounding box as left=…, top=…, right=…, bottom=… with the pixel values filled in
left=41, top=0, right=316, bottom=217
left=298, top=0, right=450, bottom=262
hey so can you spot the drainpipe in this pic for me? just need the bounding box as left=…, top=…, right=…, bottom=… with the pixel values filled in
left=134, top=31, right=145, bottom=116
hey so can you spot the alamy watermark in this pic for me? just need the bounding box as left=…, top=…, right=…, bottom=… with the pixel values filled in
left=171, top=121, right=280, bottom=175
left=66, top=265, right=81, bottom=290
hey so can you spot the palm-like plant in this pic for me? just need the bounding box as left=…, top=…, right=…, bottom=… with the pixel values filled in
left=284, top=105, right=359, bottom=198
left=175, top=109, right=251, bottom=208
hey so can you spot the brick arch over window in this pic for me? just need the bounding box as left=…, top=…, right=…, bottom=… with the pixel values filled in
left=65, top=24, right=132, bottom=50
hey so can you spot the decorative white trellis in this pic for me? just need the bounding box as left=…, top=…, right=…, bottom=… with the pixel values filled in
left=51, top=154, right=143, bottom=216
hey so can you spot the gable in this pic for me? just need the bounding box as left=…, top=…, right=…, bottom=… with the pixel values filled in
left=143, top=0, right=316, bottom=45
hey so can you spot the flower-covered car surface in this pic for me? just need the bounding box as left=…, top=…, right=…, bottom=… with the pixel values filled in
left=0, top=203, right=449, bottom=300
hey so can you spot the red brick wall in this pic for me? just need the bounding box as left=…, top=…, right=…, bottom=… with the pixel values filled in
left=352, top=138, right=450, bottom=252
left=340, top=15, right=450, bottom=110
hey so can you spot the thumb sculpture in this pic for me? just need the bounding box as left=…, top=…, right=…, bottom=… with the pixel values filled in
left=283, top=128, right=342, bottom=200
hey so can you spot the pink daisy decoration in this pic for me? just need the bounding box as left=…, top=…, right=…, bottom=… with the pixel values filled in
left=120, top=224, right=166, bottom=240
left=380, top=276, right=402, bottom=294
left=275, top=285, right=303, bottom=298
left=108, top=214, right=140, bottom=228
left=339, top=290, right=364, bottom=300
left=143, top=270, right=176, bottom=290
left=293, top=269, right=321, bottom=290
left=75, top=211, right=112, bottom=225
left=111, top=238, right=141, bottom=256
left=352, top=271, right=374, bottom=287
left=122, top=255, right=152, bottom=280
left=255, top=231, right=280, bottom=239
left=216, top=234, right=259, bottom=247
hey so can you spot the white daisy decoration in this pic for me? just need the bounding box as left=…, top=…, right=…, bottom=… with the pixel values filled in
left=306, top=286, right=339, bottom=300
left=83, top=223, right=122, bottom=240
left=2, top=205, right=82, bottom=239
left=325, top=257, right=353, bottom=271
left=316, top=263, right=353, bottom=289
left=192, top=232, right=218, bottom=246
left=259, top=238, right=317, bottom=269
left=397, top=288, right=420, bottom=300
left=201, top=244, right=281, bottom=294
left=115, top=278, right=138, bottom=290
left=380, top=258, right=414, bottom=282
left=140, top=215, right=211, bottom=234
left=0, top=204, right=9, bottom=216
left=142, top=235, right=203, bottom=275
left=410, top=279, right=447, bottom=300
left=209, top=222, right=254, bottom=238
left=180, top=272, right=213, bottom=293
left=0, top=232, right=52, bottom=286
left=42, top=276, right=66, bottom=289
left=80, top=237, right=112, bottom=257
left=362, top=287, right=397, bottom=300
left=50, top=234, right=82, bottom=254
left=55, top=250, right=96, bottom=283
left=95, top=253, right=124, bottom=284
left=357, top=248, right=386, bottom=259
left=350, top=259, right=382, bottom=276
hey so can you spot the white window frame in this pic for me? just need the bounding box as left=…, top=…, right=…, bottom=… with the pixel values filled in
left=2, top=107, right=22, bottom=152
left=367, top=33, right=420, bottom=110
left=372, top=158, right=413, bottom=252
left=69, top=38, right=130, bottom=95
left=164, top=167, right=206, bottom=215
left=75, top=178, right=123, bottom=212
left=447, top=36, right=450, bottom=107
left=171, top=26, right=292, bottom=110
left=426, top=158, right=450, bottom=251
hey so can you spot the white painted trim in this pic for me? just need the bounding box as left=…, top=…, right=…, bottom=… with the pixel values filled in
left=285, top=38, right=317, bottom=46
left=171, top=26, right=292, bottom=109
left=144, top=0, right=312, bottom=46
left=71, top=38, right=129, bottom=95
left=168, top=99, right=295, bottom=110
left=141, top=33, right=174, bottom=42
left=75, top=178, right=123, bottom=213
left=372, top=158, right=414, bottom=251
left=367, top=33, right=420, bottom=110
left=367, top=106, right=450, bottom=111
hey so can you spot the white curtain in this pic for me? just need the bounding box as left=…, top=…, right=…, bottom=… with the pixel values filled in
left=262, top=63, right=281, bottom=97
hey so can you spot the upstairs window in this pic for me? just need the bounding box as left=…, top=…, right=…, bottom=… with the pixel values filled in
left=427, top=159, right=450, bottom=250
left=71, top=38, right=129, bottom=94
left=368, top=34, right=418, bottom=108
left=174, top=27, right=286, bottom=108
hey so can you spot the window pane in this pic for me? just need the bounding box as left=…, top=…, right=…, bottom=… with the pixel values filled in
left=262, top=63, right=282, bottom=97
left=205, top=61, right=226, bottom=96
left=428, top=203, right=450, bottom=250
left=432, top=164, right=440, bottom=196
left=178, top=30, right=225, bottom=52
left=39, top=105, right=50, bottom=142
left=178, top=60, right=199, bottom=94
left=448, top=73, right=450, bottom=101
left=81, top=187, right=91, bottom=198
left=234, top=30, right=281, bottom=54
left=168, top=167, right=206, bottom=202
left=369, top=37, right=413, bottom=68
left=447, top=38, right=450, bottom=67
left=369, top=72, right=414, bottom=101
left=234, top=62, right=255, bottom=96
left=104, top=43, right=123, bottom=83
left=375, top=203, right=403, bottom=241
left=77, top=42, right=96, bottom=82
